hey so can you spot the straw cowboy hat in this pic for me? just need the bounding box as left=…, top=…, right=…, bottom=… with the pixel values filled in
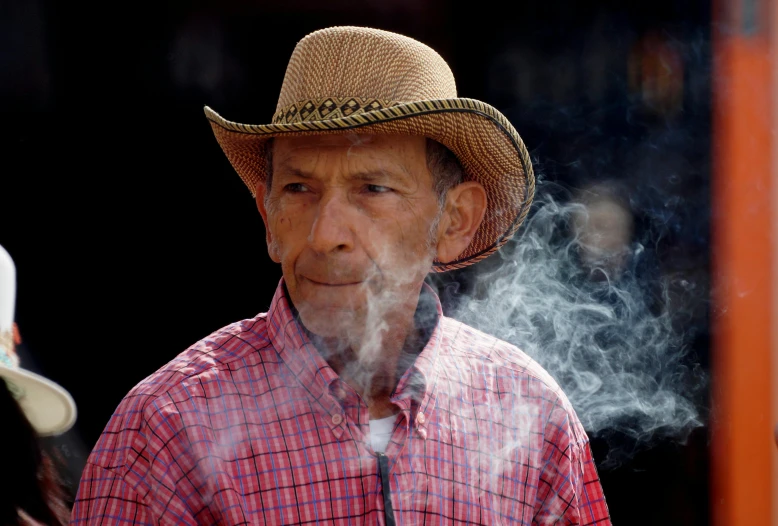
left=0, top=245, right=77, bottom=436
left=205, top=25, right=535, bottom=272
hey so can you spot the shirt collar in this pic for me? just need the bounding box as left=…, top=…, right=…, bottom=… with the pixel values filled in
left=265, top=277, right=444, bottom=428
left=265, top=278, right=340, bottom=410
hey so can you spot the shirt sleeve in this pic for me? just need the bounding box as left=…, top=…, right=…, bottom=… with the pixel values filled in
left=533, top=400, right=612, bottom=525
left=68, top=390, right=201, bottom=526
left=69, top=462, right=156, bottom=525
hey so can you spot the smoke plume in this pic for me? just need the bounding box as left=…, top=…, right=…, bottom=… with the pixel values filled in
left=430, top=177, right=708, bottom=468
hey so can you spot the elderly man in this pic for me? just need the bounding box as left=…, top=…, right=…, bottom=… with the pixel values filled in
left=71, top=26, right=611, bottom=525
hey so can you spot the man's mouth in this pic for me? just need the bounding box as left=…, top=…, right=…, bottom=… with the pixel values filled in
left=303, top=277, right=364, bottom=287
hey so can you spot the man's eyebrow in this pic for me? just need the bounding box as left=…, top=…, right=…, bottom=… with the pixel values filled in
left=274, top=164, right=313, bottom=179
left=275, top=166, right=411, bottom=182
left=347, top=170, right=405, bottom=182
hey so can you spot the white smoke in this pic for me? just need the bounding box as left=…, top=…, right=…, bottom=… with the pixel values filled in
left=429, top=177, right=708, bottom=467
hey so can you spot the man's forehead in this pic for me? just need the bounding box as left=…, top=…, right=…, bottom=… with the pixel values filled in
left=271, top=134, right=431, bottom=182
left=273, top=133, right=426, bottom=154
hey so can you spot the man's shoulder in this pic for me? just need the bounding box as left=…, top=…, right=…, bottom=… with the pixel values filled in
left=129, top=313, right=272, bottom=399
left=438, top=316, right=589, bottom=443
left=439, top=315, right=565, bottom=397
left=87, top=313, right=272, bottom=467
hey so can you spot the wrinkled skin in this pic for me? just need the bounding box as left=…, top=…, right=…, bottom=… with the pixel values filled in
left=256, top=134, right=486, bottom=415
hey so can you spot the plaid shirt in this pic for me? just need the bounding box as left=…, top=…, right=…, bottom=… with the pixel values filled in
left=71, top=279, right=610, bottom=525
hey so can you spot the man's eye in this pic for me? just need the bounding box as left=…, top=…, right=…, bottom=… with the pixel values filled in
left=284, top=183, right=309, bottom=193
left=365, top=184, right=391, bottom=194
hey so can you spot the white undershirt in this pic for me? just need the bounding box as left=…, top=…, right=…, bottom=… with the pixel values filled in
left=369, top=415, right=397, bottom=453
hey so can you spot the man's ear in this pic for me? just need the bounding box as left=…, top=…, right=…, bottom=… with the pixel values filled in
left=435, top=181, right=487, bottom=264
left=255, top=182, right=281, bottom=263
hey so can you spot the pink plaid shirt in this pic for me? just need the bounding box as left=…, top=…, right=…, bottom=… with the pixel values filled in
left=71, top=279, right=610, bottom=525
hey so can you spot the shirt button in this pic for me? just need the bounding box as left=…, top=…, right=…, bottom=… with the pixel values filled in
left=416, top=412, right=426, bottom=425
left=331, top=414, right=343, bottom=425
left=417, top=428, right=427, bottom=440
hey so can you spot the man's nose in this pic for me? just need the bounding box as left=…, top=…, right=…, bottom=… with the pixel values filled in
left=307, top=193, right=355, bottom=253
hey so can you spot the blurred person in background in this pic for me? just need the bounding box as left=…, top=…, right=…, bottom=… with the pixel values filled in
left=569, top=180, right=708, bottom=524
left=570, top=180, right=635, bottom=283
left=569, top=179, right=664, bottom=315
left=71, top=26, right=611, bottom=524
left=0, top=244, right=78, bottom=526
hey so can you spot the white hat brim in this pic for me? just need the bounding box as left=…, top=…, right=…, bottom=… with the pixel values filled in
left=0, top=364, right=77, bottom=436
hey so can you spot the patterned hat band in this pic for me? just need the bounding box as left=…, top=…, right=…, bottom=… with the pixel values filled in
left=0, top=328, right=19, bottom=369
left=0, top=328, right=25, bottom=400
left=272, top=97, right=396, bottom=125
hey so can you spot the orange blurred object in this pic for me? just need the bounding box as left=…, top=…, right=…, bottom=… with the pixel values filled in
left=710, top=0, right=778, bottom=524
left=628, top=30, right=685, bottom=118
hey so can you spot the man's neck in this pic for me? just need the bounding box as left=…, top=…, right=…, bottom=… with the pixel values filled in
left=300, top=285, right=439, bottom=418
left=311, top=314, right=417, bottom=418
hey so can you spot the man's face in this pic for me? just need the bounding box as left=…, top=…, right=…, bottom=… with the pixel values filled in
left=257, top=134, right=444, bottom=340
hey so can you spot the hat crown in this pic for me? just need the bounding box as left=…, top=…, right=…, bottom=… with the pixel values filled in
left=275, top=26, right=457, bottom=115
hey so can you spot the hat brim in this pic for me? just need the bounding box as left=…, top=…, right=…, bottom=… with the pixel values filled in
left=204, top=98, right=535, bottom=272
left=0, top=364, right=77, bottom=436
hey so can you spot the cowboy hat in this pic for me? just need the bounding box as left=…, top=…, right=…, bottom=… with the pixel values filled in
left=0, top=244, right=77, bottom=436
left=204, top=25, right=535, bottom=272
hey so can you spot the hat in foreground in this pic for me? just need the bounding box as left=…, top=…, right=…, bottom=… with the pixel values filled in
left=205, top=25, right=535, bottom=272
left=0, top=245, right=77, bottom=436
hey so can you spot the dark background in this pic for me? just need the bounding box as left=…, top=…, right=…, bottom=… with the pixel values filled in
left=1, top=0, right=712, bottom=523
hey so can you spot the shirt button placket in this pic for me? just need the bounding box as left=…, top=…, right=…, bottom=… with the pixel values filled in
left=416, top=412, right=427, bottom=439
